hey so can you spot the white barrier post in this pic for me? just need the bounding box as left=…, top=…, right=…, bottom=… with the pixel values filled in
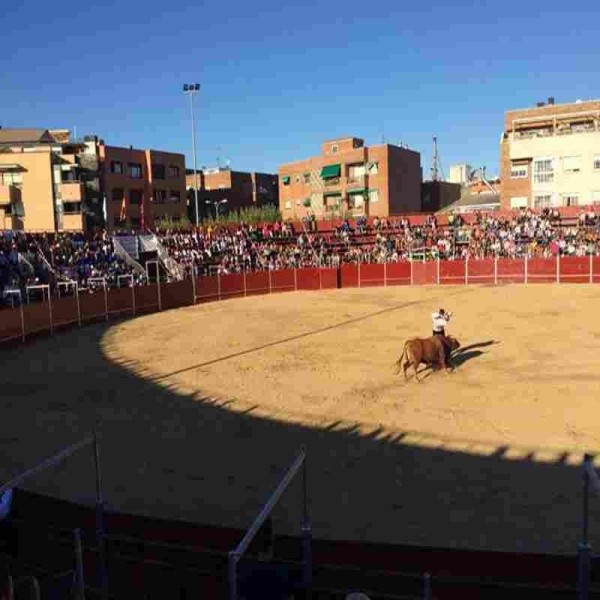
left=494, top=257, right=498, bottom=285
left=75, top=282, right=81, bottom=327
left=20, top=302, right=25, bottom=342
left=48, top=286, right=53, bottom=335
left=525, top=255, right=528, bottom=284
left=557, top=254, right=560, bottom=284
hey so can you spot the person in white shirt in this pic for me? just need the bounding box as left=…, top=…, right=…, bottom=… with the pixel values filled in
left=432, top=308, right=451, bottom=337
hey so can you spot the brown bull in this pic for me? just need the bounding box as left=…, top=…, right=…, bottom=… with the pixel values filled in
left=395, top=336, right=461, bottom=382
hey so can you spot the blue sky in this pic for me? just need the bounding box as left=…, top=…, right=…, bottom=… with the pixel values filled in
left=2, top=0, right=599, bottom=177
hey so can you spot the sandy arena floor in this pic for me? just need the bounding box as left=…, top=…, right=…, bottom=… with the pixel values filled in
left=3, top=284, right=600, bottom=555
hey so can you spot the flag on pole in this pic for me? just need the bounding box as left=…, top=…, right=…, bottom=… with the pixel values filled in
left=119, top=195, right=126, bottom=222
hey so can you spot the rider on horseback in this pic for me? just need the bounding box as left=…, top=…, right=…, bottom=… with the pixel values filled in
left=432, top=308, right=453, bottom=362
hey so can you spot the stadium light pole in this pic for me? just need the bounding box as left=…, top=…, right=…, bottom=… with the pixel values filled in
left=183, top=83, right=200, bottom=227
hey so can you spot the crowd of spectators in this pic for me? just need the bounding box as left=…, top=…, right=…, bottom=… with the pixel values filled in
left=3, top=207, right=600, bottom=306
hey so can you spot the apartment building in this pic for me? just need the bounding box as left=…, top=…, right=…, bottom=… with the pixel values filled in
left=500, top=98, right=600, bottom=210
left=100, top=146, right=186, bottom=230
left=0, top=128, right=102, bottom=231
left=186, top=168, right=278, bottom=219
left=278, top=137, right=421, bottom=220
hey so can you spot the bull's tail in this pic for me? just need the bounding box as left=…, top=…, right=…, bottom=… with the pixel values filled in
left=394, top=343, right=409, bottom=374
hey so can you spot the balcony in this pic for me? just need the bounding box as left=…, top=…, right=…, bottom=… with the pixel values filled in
left=59, top=181, right=84, bottom=201
left=0, top=184, right=21, bottom=205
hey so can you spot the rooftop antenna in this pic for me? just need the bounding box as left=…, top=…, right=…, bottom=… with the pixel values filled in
left=431, top=136, right=439, bottom=182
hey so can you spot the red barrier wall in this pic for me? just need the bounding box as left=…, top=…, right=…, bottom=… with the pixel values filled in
left=497, top=259, right=525, bottom=284
left=245, top=271, right=270, bottom=297
left=439, top=261, right=465, bottom=285
left=107, top=287, right=135, bottom=317
left=219, top=273, right=244, bottom=299
left=412, top=262, right=437, bottom=285
left=359, top=263, right=385, bottom=287
left=271, top=269, right=295, bottom=293
left=385, top=262, right=411, bottom=286
left=23, top=303, right=52, bottom=335
left=79, top=292, right=107, bottom=323
left=559, top=256, right=590, bottom=283
left=0, top=306, right=23, bottom=342
left=466, top=259, right=495, bottom=284
left=340, top=264, right=358, bottom=288
left=134, top=285, right=159, bottom=314
left=161, top=280, right=193, bottom=311
left=195, top=276, right=219, bottom=302
left=52, top=296, right=79, bottom=328
left=593, top=258, right=600, bottom=284
left=320, top=268, right=338, bottom=289
left=527, top=258, right=556, bottom=284
left=296, top=268, right=321, bottom=290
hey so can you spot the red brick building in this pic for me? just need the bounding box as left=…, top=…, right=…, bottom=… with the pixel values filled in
left=277, top=137, right=421, bottom=220
left=100, top=145, right=186, bottom=230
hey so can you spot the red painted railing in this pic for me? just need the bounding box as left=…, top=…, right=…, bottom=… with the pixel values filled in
left=1, top=256, right=597, bottom=346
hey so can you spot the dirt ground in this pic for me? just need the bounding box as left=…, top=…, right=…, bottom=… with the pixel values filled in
left=3, top=284, right=600, bottom=555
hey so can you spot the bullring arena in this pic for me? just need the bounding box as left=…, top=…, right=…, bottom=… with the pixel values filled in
left=2, top=259, right=600, bottom=564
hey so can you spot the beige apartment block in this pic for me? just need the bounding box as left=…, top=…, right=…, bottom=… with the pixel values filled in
left=500, top=99, right=600, bottom=210
left=278, top=137, right=421, bottom=220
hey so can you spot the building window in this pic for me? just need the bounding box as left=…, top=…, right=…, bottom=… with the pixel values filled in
left=168, top=165, right=180, bottom=178
left=303, top=173, right=310, bottom=184
left=130, top=189, right=143, bottom=204
left=510, top=196, right=528, bottom=209
left=562, top=156, right=581, bottom=173
left=110, top=161, right=123, bottom=174
left=510, top=164, right=528, bottom=179
left=533, top=158, right=554, bottom=184
left=130, top=216, right=140, bottom=228
left=112, top=188, right=124, bottom=201
left=152, top=164, right=165, bottom=180
left=367, top=162, right=379, bottom=175
left=295, top=175, right=302, bottom=184
left=0, top=172, right=23, bottom=185
left=533, top=194, right=552, bottom=208
left=331, top=144, right=339, bottom=154
left=348, top=163, right=366, bottom=181
left=284, top=200, right=292, bottom=209
left=155, top=190, right=166, bottom=204
left=594, top=155, right=600, bottom=170
left=562, top=194, right=579, bottom=206
left=128, top=163, right=142, bottom=178
left=282, top=176, right=290, bottom=186
left=63, top=202, right=81, bottom=214
left=591, top=191, right=600, bottom=205
left=368, top=189, right=379, bottom=203
left=168, top=190, right=181, bottom=203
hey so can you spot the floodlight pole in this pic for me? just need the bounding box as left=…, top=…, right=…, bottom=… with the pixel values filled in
left=183, top=83, right=201, bottom=227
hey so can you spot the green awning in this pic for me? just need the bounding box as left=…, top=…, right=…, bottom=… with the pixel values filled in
left=347, top=188, right=366, bottom=195
left=320, top=164, right=341, bottom=179
left=282, top=176, right=290, bottom=184
left=323, top=191, right=342, bottom=198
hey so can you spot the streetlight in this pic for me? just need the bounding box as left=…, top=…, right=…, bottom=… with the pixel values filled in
left=205, top=198, right=227, bottom=219
left=183, top=83, right=200, bottom=227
